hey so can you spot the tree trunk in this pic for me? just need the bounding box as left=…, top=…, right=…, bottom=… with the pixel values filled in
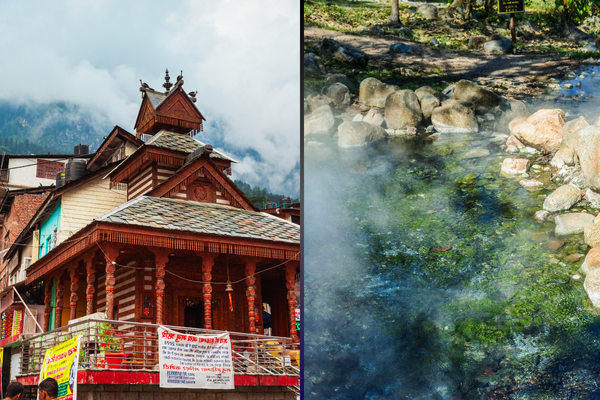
left=447, top=0, right=465, bottom=10
left=465, top=0, right=472, bottom=20
left=391, top=0, right=399, bottom=24
left=484, top=0, right=494, bottom=18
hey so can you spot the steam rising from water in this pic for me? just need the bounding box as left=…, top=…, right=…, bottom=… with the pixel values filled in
left=305, top=115, right=600, bottom=398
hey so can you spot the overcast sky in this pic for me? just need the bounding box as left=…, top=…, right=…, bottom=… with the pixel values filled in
left=0, top=0, right=299, bottom=196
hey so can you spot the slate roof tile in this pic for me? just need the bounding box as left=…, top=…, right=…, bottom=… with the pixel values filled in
left=96, top=196, right=299, bottom=244
left=145, top=131, right=236, bottom=162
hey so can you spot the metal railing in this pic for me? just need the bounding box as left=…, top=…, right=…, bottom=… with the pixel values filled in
left=18, top=319, right=299, bottom=378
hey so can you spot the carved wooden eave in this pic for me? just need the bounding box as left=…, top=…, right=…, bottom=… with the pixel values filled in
left=134, top=88, right=206, bottom=137
left=147, top=154, right=259, bottom=212
left=26, top=220, right=300, bottom=284
left=108, top=146, right=187, bottom=188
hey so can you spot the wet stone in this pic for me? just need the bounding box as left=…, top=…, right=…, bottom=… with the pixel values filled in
left=554, top=212, right=595, bottom=235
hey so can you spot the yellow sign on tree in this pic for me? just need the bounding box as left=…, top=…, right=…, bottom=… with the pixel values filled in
left=39, top=336, right=81, bottom=400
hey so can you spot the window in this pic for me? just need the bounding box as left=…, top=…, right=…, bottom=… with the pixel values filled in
left=36, top=159, right=65, bottom=179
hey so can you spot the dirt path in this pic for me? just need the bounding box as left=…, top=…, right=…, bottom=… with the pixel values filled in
left=305, top=26, right=595, bottom=99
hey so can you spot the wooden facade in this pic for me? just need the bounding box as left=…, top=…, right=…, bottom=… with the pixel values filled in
left=22, top=78, right=300, bottom=345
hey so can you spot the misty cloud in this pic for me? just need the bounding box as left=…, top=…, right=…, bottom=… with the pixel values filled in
left=0, top=0, right=299, bottom=195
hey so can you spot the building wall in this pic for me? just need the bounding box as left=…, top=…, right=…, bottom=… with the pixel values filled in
left=39, top=201, right=61, bottom=259
left=1, top=192, right=49, bottom=253
left=7, top=158, right=67, bottom=189
left=59, top=176, right=127, bottom=242
left=127, top=165, right=153, bottom=201
left=125, top=142, right=138, bottom=157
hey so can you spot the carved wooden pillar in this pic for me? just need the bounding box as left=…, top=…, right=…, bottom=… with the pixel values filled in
left=43, top=278, right=52, bottom=332
left=55, top=271, right=64, bottom=329
left=201, top=253, right=215, bottom=329
left=85, top=253, right=95, bottom=315
left=102, top=244, right=119, bottom=320
left=285, top=263, right=299, bottom=343
left=69, top=264, right=79, bottom=321
left=153, top=249, right=169, bottom=325
left=244, top=258, right=257, bottom=335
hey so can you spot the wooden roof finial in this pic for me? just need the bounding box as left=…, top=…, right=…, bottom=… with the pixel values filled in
left=163, top=69, right=173, bottom=93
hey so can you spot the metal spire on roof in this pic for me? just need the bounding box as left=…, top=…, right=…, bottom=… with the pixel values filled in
left=162, top=69, right=173, bottom=93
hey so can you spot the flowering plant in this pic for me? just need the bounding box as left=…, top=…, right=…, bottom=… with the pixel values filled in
left=98, top=322, right=123, bottom=352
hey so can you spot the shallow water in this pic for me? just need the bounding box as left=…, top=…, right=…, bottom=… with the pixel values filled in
left=304, top=120, right=600, bottom=398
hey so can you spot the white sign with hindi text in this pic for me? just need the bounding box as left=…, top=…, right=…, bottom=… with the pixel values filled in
left=158, top=326, right=234, bottom=389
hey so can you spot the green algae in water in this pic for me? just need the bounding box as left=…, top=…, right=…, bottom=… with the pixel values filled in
left=305, top=133, right=600, bottom=399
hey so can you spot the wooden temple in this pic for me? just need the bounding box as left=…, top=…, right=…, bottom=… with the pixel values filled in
left=21, top=71, right=300, bottom=343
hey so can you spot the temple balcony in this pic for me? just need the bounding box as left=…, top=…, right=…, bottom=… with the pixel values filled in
left=15, top=318, right=299, bottom=394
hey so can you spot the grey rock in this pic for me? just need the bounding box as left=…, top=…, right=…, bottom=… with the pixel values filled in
left=419, top=94, right=441, bottom=119
left=416, top=4, right=438, bottom=19
left=522, top=19, right=539, bottom=32
left=582, top=44, right=597, bottom=52
left=587, top=188, right=600, bottom=208
left=441, top=11, right=455, bottom=20
left=431, top=99, right=479, bottom=134
left=454, top=80, right=503, bottom=115
left=359, top=77, right=399, bottom=108
left=384, top=90, right=423, bottom=129
left=575, top=126, right=600, bottom=191
left=494, top=98, right=531, bottom=133
left=584, top=267, right=600, bottom=307
left=469, top=36, right=487, bottom=49
left=317, top=38, right=369, bottom=68
left=322, top=83, right=351, bottom=108
left=304, top=53, right=326, bottom=77
left=560, top=116, right=590, bottom=165
left=442, top=84, right=456, bottom=97
left=483, top=39, right=513, bottom=54
left=390, top=42, right=413, bottom=54
left=561, top=23, right=595, bottom=44
left=462, top=148, right=490, bottom=159
left=555, top=212, right=595, bottom=235
left=304, top=105, right=336, bottom=136
left=326, top=74, right=356, bottom=90
left=398, top=27, right=413, bottom=40
left=543, top=184, right=582, bottom=212
left=415, top=86, right=447, bottom=102
left=490, top=33, right=510, bottom=41
left=535, top=210, right=549, bottom=222
left=362, top=108, right=386, bottom=127
left=337, top=121, right=389, bottom=148
left=563, top=83, right=574, bottom=89
left=430, top=37, right=440, bottom=46
left=306, top=94, right=335, bottom=112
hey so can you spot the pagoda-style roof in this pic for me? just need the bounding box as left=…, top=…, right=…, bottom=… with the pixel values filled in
left=145, top=130, right=236, bottom=162
left=107, top=129, right=236, bottom=188
left=134, top=71, right=206, bottom=137
left=95, top=196, right=300, bottom=244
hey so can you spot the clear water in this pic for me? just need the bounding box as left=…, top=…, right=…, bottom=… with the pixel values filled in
left=304, top=120, right=600, bottom=398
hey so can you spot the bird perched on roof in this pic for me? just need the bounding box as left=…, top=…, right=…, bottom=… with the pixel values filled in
left=176, top=70, right=183, bottom=83
left=139, top=80, right=153, bottom=92
left=188, top=91, right=198, bottom=103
